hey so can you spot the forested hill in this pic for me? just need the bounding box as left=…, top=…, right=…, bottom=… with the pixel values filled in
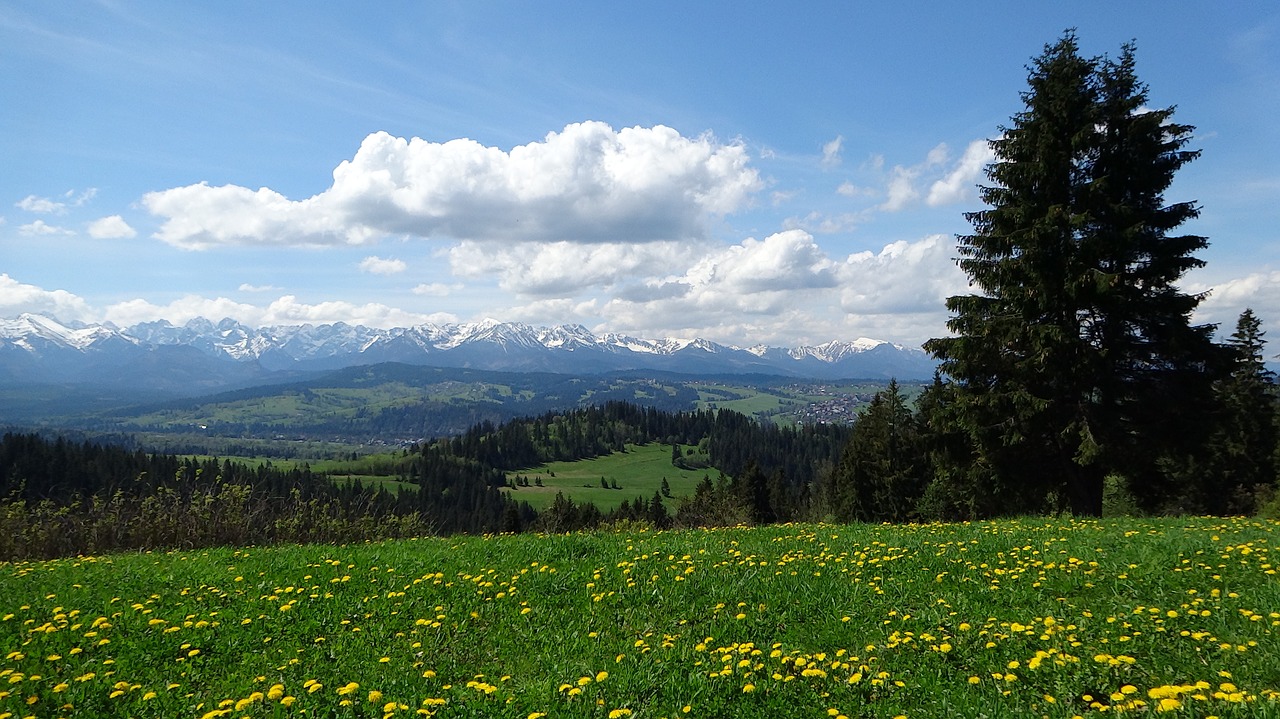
left=0, top=402, right=852, bottom=560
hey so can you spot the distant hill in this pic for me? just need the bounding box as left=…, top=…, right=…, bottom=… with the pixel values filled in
left=41, top=363, right=894, bottom=445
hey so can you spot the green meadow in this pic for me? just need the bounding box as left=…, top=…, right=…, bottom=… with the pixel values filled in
left=504, top=443, right=712, bottom=511
left=3, top=517, right=1280, bottom=719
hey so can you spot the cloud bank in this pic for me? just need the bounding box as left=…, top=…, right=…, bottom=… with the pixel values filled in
left=143, top=122, right=762, bottom=249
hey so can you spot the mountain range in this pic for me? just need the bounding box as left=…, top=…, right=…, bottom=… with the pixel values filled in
left=0, top=314, right=938, bottom=396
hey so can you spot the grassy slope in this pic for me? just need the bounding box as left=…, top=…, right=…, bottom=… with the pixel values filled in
left=3, top=517, right=1279, bottom=718
left=504, top=443, right=713, bottom=511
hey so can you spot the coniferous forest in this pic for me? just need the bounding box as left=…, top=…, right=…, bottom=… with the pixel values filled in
left=3, top=35, right=1279, bottom=561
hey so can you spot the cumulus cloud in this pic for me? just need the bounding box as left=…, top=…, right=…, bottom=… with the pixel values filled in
left=927, top=139, right=994, bottom=206
left=821, top=135, right=844, bottom=168
left=18, top=220, right=75, bottom=236
left=1188, top=270, right=1280, bottom=337
left=836, top=234, right=968, bottom=315
left=86, top=215, right=137, bottom=239
left=143, top=122, right=762, bottom=249
left=447, top=240, right=696, bottom=297
left=359, top=255, right=407, bottom=275
left=593, top=232, right=965, bottom=347
left=0, top=274, right=95, bottom=322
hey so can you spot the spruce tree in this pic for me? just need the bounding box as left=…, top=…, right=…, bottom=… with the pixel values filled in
left=1202, top=309, right=1278, bottom=513
left=832, top=380, right=923, bottom=522
left=924, top=33, right=1222, bottom=516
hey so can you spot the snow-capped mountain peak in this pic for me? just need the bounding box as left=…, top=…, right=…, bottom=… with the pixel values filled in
left=1, top=314, right=937, bottom=383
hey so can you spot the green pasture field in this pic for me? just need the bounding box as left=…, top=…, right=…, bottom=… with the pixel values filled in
left=694, top=386, right=794, bottom=416
left=3, top=517, right=1279, bottom=718
left=504, top=443, right=713, bottom=511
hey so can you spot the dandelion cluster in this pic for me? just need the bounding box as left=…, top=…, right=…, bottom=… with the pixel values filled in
left=1, top=517, right=1278, bottom=717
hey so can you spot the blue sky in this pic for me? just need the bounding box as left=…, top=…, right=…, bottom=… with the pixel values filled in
left=2, top=1, right=1278, bottom=348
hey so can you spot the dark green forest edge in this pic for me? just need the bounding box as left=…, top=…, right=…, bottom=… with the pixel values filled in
left=4, top=34, right=1280, bottom=562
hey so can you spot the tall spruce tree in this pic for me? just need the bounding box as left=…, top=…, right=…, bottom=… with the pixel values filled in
left=924, top=33, right=1222, bottom=516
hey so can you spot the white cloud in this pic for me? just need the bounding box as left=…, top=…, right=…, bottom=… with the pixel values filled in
left=358, top=255, right=407, bottom=275
left=925, top=143, right=949, bottom=166
left=238, top=283, right=281, bottom=292
left=68, top=188, right=97, bottom=207
left=594, top=232, right=964, bottom=347
left=143, top=122, right=762, bottom=249
left=870, top=139, right=992, bottom=212
left=836, top=181, right=871, bottom=198
left=16, top=195, right=66, bottom=214
left=782, top=211, right=862, bottom=234
left=447, top=240, right=695, bottom=297
left=102, top=294, right=453, bottom=329
left=821, top=135, right=844, bottom=168
left=880, top=166, right=921, bottom=212
left=927, top=139, right=994, bottom=206
left=18, top=220, right=75, bottom=236
left=411, top=282, right=462, bottom=296
left=86, top=215, right=137, bottom=239
left=0, top=227, right=970, bottom=347
left=836, top=234, right=967, bottom=315
left=1189, top=270, right=1280, bottom=339
left=0, top=274, right=95, bottom=322
left=14, top=189, right=96, bottom=214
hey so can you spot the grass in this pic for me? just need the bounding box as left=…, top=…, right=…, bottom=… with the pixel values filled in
left=504, top=443, right=713, bottom=511
left=3, top=517, right=1280, bottom=718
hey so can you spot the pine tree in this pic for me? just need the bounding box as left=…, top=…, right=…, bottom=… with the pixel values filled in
left=924, top=33, right=1222, bottom=516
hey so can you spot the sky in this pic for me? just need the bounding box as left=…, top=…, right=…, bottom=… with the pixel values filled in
left=2, top=2, right=1278, bottom=349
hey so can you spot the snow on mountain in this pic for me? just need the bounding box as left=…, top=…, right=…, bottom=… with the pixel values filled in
left=1, top=314, right=937, bottom=384
left=789, top=338, right=890, bottom=363
left=0, top=313, right=138, bottom=352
